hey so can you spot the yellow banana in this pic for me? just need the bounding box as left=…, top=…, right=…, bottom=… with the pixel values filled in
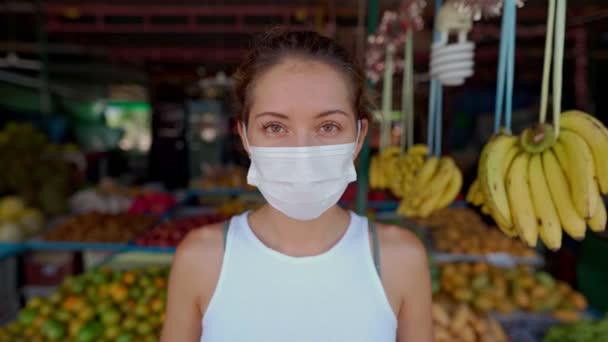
left=466, top=178, right=479, bottom=203
left=481, top=204, right=491, bottom=215
left=506, top=152, right=538, bottom=247
left=414, top=156, right=440, bottom=191
left=560, top=111, right=608, bottom=194
left=419, top=157, right=456, bottom=200
left=587, top=191, right=607, bottom=232
left=472, top=190, right=485, bottom=207
left=407, top=144, right=429, bottom=156
left=555, top=131, right=598, bottom=219
left=436, top=165, right=463, bottom=210
left=529, top=154, right=562, bottom=250
left=542, top=149, right=587, bottom=240
left=478, top=134, right=519, bottom=232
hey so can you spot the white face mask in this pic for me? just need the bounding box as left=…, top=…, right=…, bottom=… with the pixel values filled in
left=244, top=122, right=360, bottom=221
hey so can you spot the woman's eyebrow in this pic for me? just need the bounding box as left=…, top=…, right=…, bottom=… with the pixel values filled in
left=316, top=110, right=350, bottom=118
left=254, top=112, right=289, bottom=119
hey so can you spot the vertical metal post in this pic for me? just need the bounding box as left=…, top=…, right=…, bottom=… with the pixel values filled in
left=355, top=0, right=379, bottom=215
left=36, top=0, right=51, bottom=114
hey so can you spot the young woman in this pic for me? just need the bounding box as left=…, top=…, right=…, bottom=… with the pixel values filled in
left=161, top=29, right=433, bottom=342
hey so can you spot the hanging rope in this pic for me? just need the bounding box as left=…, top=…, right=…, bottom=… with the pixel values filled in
left=401, top=29, right=415, bottom=151
left=493, top=0, right=517, bottom=134
left=380, top=43, right=396, bottom=151
left=427, top=0, right=444, bottom=156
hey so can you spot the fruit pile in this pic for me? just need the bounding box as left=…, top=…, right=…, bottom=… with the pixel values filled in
left=190, top=164, right=253, bottom=190
left=544, top=316, right=608, bottom=342
left=128, top=192, right=177, bottom=216
left=416, top=207, right=536, bottom=257
left=369, top=145, right=462, bottom=218
left=44, top=213, right=157, bottom=243
left=437, top=263, right=587, bottom=320
left=0, top=122, right=79, bottom=215
left=432, top=301, right=508, bottom=342
left=0, top=196, right=45, bottom=242
left=473, top=111, right=608, bottom=250
left=69, top=189, right=133, bottom=215
left=136, top=213, right=227, bottom=247
left=0, top=266, right=168, bottom=342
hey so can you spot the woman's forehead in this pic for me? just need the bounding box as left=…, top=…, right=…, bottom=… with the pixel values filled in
left=249, top=59, right=354, bottom=119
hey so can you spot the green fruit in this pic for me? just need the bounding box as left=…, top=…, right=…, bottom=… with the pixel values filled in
left=54, top=308, right=71, bottom=323
left=42, top=319, right=65, bottom=340
left=18, top=309, right=37, bottom=327
left=76, top=321, right=103, bottom=342
left=85, top=287, right=98, bottom=301
left=122, top=316, right=137, bottom=331
left=78, top=306, right=95, bottom=321
left=70, top=279, right=85, bottom=294
left=112, top=271, right=124, bottom=283
left=135, top=304, right=150, bottom=318
left=128, top=287, right=142, bottom=300
left=48, top=292, right=62, bottom=305
left=136, top=322, right=153, bottom=335
left=91, top=271, right=108, bottom=285
left=104, top=325, right=121, bottom=340
left=39, top=304, right=52, bottom=317
left=116, top=332, right=133, bottom=342
left=101, top=309, right=121, bottom=325
left=26, top=297, right=43, bottom=309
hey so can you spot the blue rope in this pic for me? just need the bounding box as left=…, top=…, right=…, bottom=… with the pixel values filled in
left=427, top=0, right=443, bottom=155
left=505, top=0, right=516, bottom=133
left=494, top=0, right=516, bottom=134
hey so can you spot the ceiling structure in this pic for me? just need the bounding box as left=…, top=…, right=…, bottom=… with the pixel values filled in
left=0, top=1, right=607, bottom=88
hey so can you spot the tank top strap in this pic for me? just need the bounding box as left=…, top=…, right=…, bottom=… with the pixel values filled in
left=222, top=220, right=230, bottom=250
left=369, top=220, right=381, bottom=279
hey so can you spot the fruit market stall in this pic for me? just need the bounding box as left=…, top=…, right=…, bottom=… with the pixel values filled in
left=2, top=0, right=608, bottom=340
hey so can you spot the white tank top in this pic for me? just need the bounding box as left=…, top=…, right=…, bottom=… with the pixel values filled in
left=200, top=211, right=398, bottom=342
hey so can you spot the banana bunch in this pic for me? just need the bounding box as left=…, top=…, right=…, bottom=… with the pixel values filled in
left=369, top=145, right=427, bottom=197
left=396, top=155, right=462, bottom=218
left=465, top=179, right=492, bottom=215
left=475, top=110, right=608, bottom=250
left=370, top=144, right=463, bottom=218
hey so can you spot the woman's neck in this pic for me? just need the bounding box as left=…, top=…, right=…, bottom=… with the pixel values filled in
left=247, top=204, right=351, bottom=257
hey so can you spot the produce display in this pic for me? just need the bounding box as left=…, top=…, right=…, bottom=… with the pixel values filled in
left=0, top=196, right=45, bottom=242
left=0, top=123, right=80, bottom=215
left=415, top=207, right=536, bottom=257
left=369, top=145, right=462, bottom=218
left=190, top=164, right=253, bottom=190
left=0, top=266, right=168, bottom=342
left=473, top=111, right=608, bottom=250
left=44, top=213, right=157, bottom=243
left=437, top=263, right=588, bottom=319
left=69, top=189, right=133, bottom=214
left=544, top=316, right=608, bottom=342
left=432, top=301, right=508, bottom=342
left=128, top=192, right=176, bottom=216
left=136, top=213, right=227, bottom=247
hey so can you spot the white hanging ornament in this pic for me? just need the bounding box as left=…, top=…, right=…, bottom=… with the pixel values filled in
left=430, top=2, right=475, bottom=86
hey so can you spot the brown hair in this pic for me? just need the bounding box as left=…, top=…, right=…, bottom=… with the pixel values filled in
left=233, top=28, right=372, bottom=123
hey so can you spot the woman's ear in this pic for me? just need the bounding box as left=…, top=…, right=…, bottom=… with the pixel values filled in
left=353, top=118, right=369, bottom=159
left=236, top=119, right=250, bottom=154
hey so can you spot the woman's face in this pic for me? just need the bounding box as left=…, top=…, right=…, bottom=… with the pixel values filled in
left=239, top=58, right=368, bottom=153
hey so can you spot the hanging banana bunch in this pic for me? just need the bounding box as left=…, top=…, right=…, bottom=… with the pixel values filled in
left=370, top=18, right=463, bottom=218
left=470, top=0, right=607, bottom=251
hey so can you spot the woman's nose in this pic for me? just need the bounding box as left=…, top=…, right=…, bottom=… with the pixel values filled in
left=294, top=130, right=316, bottom=147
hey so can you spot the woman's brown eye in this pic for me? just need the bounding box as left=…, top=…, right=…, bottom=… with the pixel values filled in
left=321, top=124, right=338, bottom=133
left=265, top=124, right=284, bottom=134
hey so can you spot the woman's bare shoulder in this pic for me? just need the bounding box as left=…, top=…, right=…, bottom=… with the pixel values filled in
left=171, top=222, right=227, bottom=305
left=375, top=223, right=429, bottom=281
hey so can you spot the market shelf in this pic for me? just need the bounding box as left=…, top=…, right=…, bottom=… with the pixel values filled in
left=0, top=243, right=26, bottom=261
